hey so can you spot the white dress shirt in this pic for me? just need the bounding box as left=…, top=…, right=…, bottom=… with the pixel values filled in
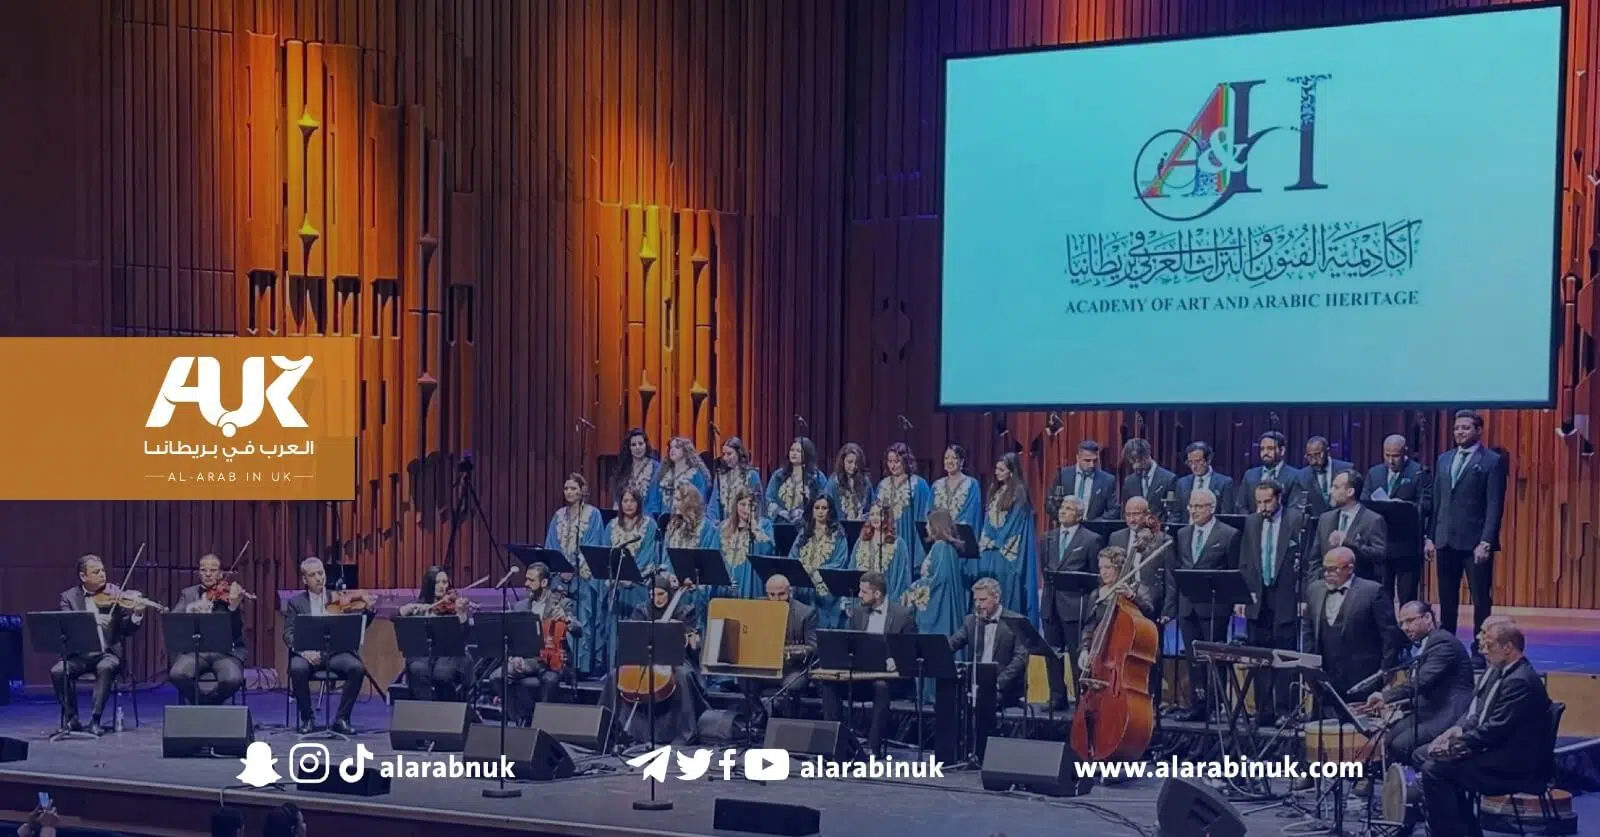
left=979, top=618, right=998, bottom=664
left=1323, top=582, right=1350, bottom=625
left=1190, top=519, right=1216, bottom=558
left=865, top=606, right=887, bottom=635
left=308, top=589, right=329, bottom=616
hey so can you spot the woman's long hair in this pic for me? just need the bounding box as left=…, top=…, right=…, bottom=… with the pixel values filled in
left=886, top=442, right=918, bottom=477
left=718, top=487, right=760, bottom=541
left=925, top=508, right=961, bottom=546
left=774, top=436, right=821, bottom=484
left=859, top=499, right=897, bottom=545
left=988, top=453, right=1029, bottom=512
left=418, top=565, right=447, bottom=604
left=659, top=437, right=710, bottom=488
left=612, top=428, right=659, bottom=487
left=830, top=442, right=872, bottom=500
left=717, top=437, right=753, bottom=475
left=794, top=492, right=843, bottom=546
left=668, top=483, right=707, bottom=536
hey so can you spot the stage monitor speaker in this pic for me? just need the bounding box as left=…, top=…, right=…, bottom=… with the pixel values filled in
left=296, top=768, right=391, bottom=797
left=713, top=798, right=820, bottom=836
left=390, top=699, right=470, bottom=752
left=531, top=703, right=612, bottom=751
left=464, top=723, right=574, bottom=781
left=0, top=736, right=26, bottom=763
left=763, top=718, right=856, bottom=760
left=979, top=737, right=1088, bottom=797
left=162, top=705, right=253, bottom=758
left=1157, top=777, right=1246, bottom=837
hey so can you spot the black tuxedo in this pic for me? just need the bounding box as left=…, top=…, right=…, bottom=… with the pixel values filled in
left=1047, top=467, right=1118, bottom=520
left=1238, top=509, right=1310, bottom=718
left=1121, top=466, right=1181, bottom=522
left=1382, top=628, right=1474, bottom=765
left=1040, top=525, right=1103, bottom=704
left=1236, top=464, right=1304, bottom=515
left=1294, top=459, right=1355, bottom=518
left=168, top=585, right=247, bottom=706
left=282, top=590, right=369, bottom=723
left=50, top=586, right=145, bottom=726
left=1306, top=577, right=1403, bottom=700
left=1418, top=657, right=1553, bottom=836
left=1177, top=471, right=1235, bottom=518
left=1166, top=520, right=1240, bottom=709
left=1430, top=446, right=1508, bottom=636
left=949, top=609, right=1029, bottom=700
left=821, top=603, right=915, bottom=751
left=1314, top=504, right=1389, bottom=583
left=1362, top=459, right=1431, bottom=603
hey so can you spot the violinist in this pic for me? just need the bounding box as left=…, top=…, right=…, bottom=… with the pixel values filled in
left=500, top=563, right=581, bottom=722
left=52, top=554, right=147, bottom=734
left=283, top=557, right=369, bottom=734
left=169, top=553, right=248, bottom=705
left=598, top=574, right=706, bottom=746
left=397, top=566, right=472, bottom=701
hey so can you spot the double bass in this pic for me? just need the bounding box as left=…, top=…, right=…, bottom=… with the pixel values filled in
left=1070, top=525, right=1167, bottom=762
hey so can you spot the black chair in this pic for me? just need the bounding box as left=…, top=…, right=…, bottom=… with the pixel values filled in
left=76, top=670, right=140, bottom=729
left=1470, top=701, right=1567, bottom=836
left=282, top=669, right=350, bottom=726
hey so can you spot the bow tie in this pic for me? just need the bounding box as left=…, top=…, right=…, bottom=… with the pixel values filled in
left=1330, top=587, right=1348, bottom=596
left=981, top=616, right=999, bottom=625
left=869, top=608, right=885, bottom=616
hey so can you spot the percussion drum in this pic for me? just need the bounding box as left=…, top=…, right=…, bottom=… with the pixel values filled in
left=1381, top=764, right=1422, bottom=836
left=1303, top=720, right=1374, bottom=763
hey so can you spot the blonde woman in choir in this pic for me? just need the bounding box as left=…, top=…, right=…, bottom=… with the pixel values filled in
left=932, top=444, right=983, bottom=533
left=849, top=499, right=912, bottom=605
left=664, top=482, right=720, bottom=626
left=828, top=442, right=875, bottom=521
left=790, top=493, right=850, bottom=628
left=717, top=488, right=772, bottom=600
left=542, top=473, right=607, bottom=677
left=613, top=428, right=663, bottom=515
left=658, top=436, right=711, bottom=505
left=976, top=452, right=1039, bottom=622
left=767, top=436, right=829, bottom=524
left=709, top=437, right=764, bottom=524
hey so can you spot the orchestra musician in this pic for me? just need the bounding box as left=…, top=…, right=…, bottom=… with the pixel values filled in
left=501, top=563, right=580, bottom=722
left=52, top=554, right=148, bottom=734
left=739, top=574, right=819, bottom=724
left=1040, top=496, right=1104, bottom=711
left=820, top=571, right=915, bottom=754
left=1312, top=470, right=1388, bottom=584
left=170, top=553, right=248, bottom=706
left=948, top=577, right=1029, bottom=752
left=1425, top=410, right=1508, bottom=648
left=1362, top=434, right=1431, bottom=604
left=1304, top=548, right=1403, bottom=702
left=599, top=574, right=706, bottom=746
left=1360, top=601, right=1473, bottom=767
left=283, top=557, right=369, bottom=734
left=1235, top=431, right=1304, bottom=516
left=1076, top=546, right=1154, bottom=672
left=1107, top=497, right=1171, bottom=620
left=1047, top=439, right=1118, bottom=520
left=397, top=566, right=472, bottom=701
left=1415, top=622, right=1553, bottom=837
left=1236, top=480, right=1309, bottom=726
left=1120, top=438, right=1179, bottom=522
left=1294, top=436, right=1355, bottom=519
left=1167, top=487, right=1240, bottom=721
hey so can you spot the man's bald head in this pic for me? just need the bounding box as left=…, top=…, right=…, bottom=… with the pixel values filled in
left=1321, top=546, right=1356, bottom=587
left=1124, top=496, right=1150, bottom=520
left=765, top=574, right=791, bottom=601
left=1382, top=435, right=1410, bottom=470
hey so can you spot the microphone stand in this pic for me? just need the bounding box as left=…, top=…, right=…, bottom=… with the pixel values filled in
left=602, top=540, right=639, bottom=755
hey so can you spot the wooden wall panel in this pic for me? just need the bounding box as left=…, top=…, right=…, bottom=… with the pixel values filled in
left=2, top=0, right=1599, bottom=683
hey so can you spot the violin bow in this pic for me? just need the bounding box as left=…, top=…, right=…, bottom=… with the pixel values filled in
left=117, top=542, right=148, bottom=590
left=225, top=540, right=252, bottom=574
left=1098, top=536, right=1172, bottom=604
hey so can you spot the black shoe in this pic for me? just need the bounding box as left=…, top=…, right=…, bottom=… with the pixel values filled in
left=331, top=718, right=355, bottom=736
left=297, top=718, right=316, bottom=734
left=87, top=719, right=109, bottom=736
left=60, top=718, right=82, bottom=734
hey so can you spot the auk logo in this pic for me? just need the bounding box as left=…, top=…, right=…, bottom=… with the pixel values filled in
left=145, top=356, right=313, bottom=437
left=626, top=745, right=791, bottom=782
left=1134, top=74, right=1331, bottom=222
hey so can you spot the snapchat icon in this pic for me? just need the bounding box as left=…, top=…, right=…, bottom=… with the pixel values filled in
left=236, top=741, right=282, bottom=788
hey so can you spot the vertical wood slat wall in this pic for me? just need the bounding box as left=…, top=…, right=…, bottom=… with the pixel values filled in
left=0, top=0, right=1594, bottom=682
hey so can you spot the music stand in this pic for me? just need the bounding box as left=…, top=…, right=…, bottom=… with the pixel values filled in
left=914, top=523, right=982, bottom=558
left=582, top=541, right=647, bottom=732
left=1369, top=499, right=1423, bottom=562
left=840, top=520, right=864, bottom=548
left=289, top=614, right=365, bottom=741
left=1173, top=568, right=1251, bottom=714
left=161, top=611, right=235, bottom=707
left=395, top=615, right=469, bottom=703
left=27, top=611, right=103, bottom=741
left=749, top=555, right=818, bottom=598
left=817, top=630, right=889, bottom=756
left=886, top=633, right=958, bottom=760
left=468, top=611, right=539, bottom=798
left=1044, top=571, right=1099, bottom=701
left=505, top=544, right=576, bottom=577
left=617, top=619, right=687, bottom=811
left=818, top=568, right=865, bottom=612
left=771, top=522, right=800, bottom=557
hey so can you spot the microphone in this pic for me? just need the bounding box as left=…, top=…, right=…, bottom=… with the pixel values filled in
left=897, top=414, right=914, bottom=430
left=576, top=417, right=595, bottom=431
left=795, top=414, right=810, bottom=434
left=1346, top=663, right=1407, bottom=696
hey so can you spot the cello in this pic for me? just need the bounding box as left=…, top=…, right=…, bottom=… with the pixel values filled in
left=617, top=580, right=697, bottom=704
left=1070, top=527, right=1169, bottom=762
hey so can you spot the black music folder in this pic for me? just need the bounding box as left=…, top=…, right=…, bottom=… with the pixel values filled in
left=914, top=522, right=982, bottom=557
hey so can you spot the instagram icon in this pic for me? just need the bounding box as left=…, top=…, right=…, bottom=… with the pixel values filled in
left=288, top=743, right=330, bottom=784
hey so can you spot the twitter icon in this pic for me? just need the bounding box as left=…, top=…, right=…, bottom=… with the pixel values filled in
left=236, top=742, right=282, bottom=788
left=675, top=749, right=712, bottom=780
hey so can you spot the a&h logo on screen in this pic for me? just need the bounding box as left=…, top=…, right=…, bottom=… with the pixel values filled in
left=1134, top=74, right=1331, bottom=222
left=145, top=356, right=313, bottom=437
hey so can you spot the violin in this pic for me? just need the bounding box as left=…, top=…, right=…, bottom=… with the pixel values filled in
left=539, top=590, right=571, bottom=672
left=429, top=575, right=489, bottom=615
left=93, top=584, right=169, bottom=613
left=326, top=589, right=375, bottom=614
left=205, top=541, right=256, bottom=603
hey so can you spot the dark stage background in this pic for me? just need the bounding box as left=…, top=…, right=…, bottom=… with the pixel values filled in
left=1, top=0, right=1597, bottom=683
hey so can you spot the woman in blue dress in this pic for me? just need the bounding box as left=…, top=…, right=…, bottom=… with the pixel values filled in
left=876, top=442, right=933, bottom=593
left=613, top=428, right=663, bottom=515
left=931, top=444, right=983, bottom=540
left=790, top=494, right=850, bottom=629
left=827, top=442, right=875, bottom=522
left=976, top=452, right=1040, bottom=624
left=847, top=499, right=911, bottom=607
left=657, top=436, right=711, bottom=506
left=903, top=509, right=968, bottom=700
left=543, top=473, right=608, bottom=678
left=708, top=437, right=764, bottom=524
left=766, top=436, right=829, bottom=525
left=602, top=486, right=659, bottom=665
left=716, top=488, right=772, bottom=601
left=661, top=483, right=720, bottom=628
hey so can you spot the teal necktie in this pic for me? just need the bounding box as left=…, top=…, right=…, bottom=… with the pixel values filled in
left=1192, top=528, right=1205, bottom=559
left=1262, top=519, right=1277, bottom=587
left=1388, top=471, right=1399, bottom=496
left=1339, top=512, right=1352, bottom=533
left=1452, top=450, right=1469, bottom=485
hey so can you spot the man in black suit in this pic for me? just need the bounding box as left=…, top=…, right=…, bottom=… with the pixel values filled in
left=1415, top=623, right=1553, bottom=837
left=1040, top=497, right=1104, bottom=710
left=1361, top=601, right=1474, bottom=766
left=1313, top=470, right=1388, bottom=583
left=1166, top=488, right=1240, bottom=721
left=821, top=571, right=914, bottom=753
left=1305, top=548, right=1403, bottom=700
left=1426, top=409, right=1508, bottom=642
left=1295, top=436, right=1355, bottom=519
left=1047, top=439, right=1118, bottom=520
left=1236, top=431, right=1304, bottom=515
left=51, top=554, right=148, bottom=734
left=739, top=574, right=818, bottom=723
left=949, top=578, right=1029, bottom=758
left=169, top=553, right=248, bottom=706
left=1176, top=441, right=1235, bottom=517
left=283, top=557, right=368, bottom=735
left=1236, top=480, right=1309, bottom=725
left=1362, top=434, right=1432, bottom=604
left=1120, top=438, right=1180, bottom=522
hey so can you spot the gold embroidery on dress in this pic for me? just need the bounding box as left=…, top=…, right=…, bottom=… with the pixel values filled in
left=778, top=472, right=808, bottom=511
left=836, top=488, right=864, bottom=520
left=903, top=583, right=930, bottom=610
left=722, top=529, right=752, bottom=568
left=557, top=506, right=594, bottom=579
left=878, top=477, right=910, bottom=519
left=983, top=498, right=1022, bottom=563
left=933, top=476, right=972, bottom=517
left=628, top=460, right=655, bottom=494
left=717, top=472, right=746, bottom=513
left=799, top=532, right=836, bottom=595
left=609, top=519, right=643, bottom=573
left=667, top=522, right=702, bottom=550
left=852, top=539, right=890, bottom=575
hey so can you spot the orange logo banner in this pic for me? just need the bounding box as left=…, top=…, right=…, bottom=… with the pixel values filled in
left=0, top=337, right=360, bottom=500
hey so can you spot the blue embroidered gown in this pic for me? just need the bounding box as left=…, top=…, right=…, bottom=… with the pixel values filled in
left=618, top=458, right=664, bottom=516
left=766, top=469, right=830, bottom=523
left=659, top=467, right=711, bottom=507
left=791, top=528, right=850, bottom=629
left=875, top=475, right=932, bottom=599
left=828, top=478, right=875, bottom=522
left=717, top=520, right=773, bottom=602
left=846, top=534, right=910, bottom=612
left=932, top=474, right=983, bottom=533
left=601, top=515, right=660, bottom=666
left=904, top=539, right=967, bottom=700
left=543, top=503, right=607, bottom=678
left=708, top=467, right=764, bottom=524
left=662, top=519, right=721, bottom=631
left=976, top=497, right=1040, bottom=624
